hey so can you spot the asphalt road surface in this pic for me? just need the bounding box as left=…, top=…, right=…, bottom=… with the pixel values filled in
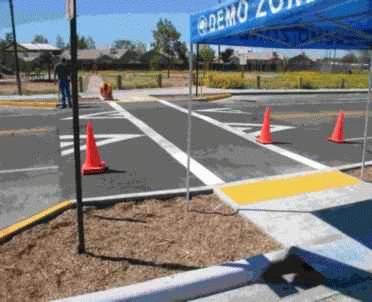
left=2, top=93, right=372, bottom=228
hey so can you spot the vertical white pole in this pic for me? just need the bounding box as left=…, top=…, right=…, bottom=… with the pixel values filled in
left=361, top=50, right=372, bottom=178
left=186, top=43, right=193, bottom=204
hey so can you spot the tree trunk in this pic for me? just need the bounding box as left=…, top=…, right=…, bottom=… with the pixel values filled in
left=48, top=64, right=51, bottom=81
left=167, top=56, right=170, bottom=78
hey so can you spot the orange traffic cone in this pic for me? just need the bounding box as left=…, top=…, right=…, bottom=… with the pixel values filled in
left=81, top=121, right=108, bottom=175
left=256, top=107, right=273, bottom=144
left=328, top=111, right=345, bottom=144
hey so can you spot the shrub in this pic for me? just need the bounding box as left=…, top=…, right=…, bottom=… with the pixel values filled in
left=204, top=73, right=247, bottom=89
left=0, top=64, right=14, bottom=75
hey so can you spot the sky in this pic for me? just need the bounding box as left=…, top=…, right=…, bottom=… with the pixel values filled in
left=0, top=0, right=351, bottom=59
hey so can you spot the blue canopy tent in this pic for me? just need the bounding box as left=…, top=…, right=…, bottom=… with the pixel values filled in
left=185, top=0, right=372, bottom=201
left=190, top=0, right=372, bottom=49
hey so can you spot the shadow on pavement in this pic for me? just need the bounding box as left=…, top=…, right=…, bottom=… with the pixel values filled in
left=106, top=168, right=127, bottom=174
left=218, top=244, right=372, bottom=301
left=314, top=199, right=372, bottom=250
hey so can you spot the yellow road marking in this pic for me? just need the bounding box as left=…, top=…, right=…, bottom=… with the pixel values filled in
left=272, top=111, right=372, bottom=119
left=219, top=171, right=359, bottom=205
left=0, top=127, right=50, bottom=136
left=0, top=200, right=74, bottom=240
left=0, top=100, right=57, bottom=108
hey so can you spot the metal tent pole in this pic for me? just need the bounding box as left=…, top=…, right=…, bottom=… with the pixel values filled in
left=361, top=50, right=372, bottom=178
left=186, top=43, right=193, bottom=205
left=196, top=44, right=199, bottom=96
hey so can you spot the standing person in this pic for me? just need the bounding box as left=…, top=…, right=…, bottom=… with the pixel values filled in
left=54, top=58, right=72, bottom=108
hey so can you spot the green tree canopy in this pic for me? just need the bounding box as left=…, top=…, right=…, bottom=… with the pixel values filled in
left=5, top=32, right=13, bottom=43
left=84, top=36, right=96, bottom=49
left=221, top=48, right=234, bottom=63
left=32, top=34, right=48, bottom=44
left=55, top=35, right=65, bottom=48
left=112, top=39, right=146, bottom=55
left=358, top=50, right=370, bottom=65
left=341, top=52, right=358, bottom=64
left=198, top=45, right=215, bottom=64
left=66, top=35, right=96, bottom=49
left=112, top=39, right=135, bottom=49
left=152, top=18, right=181, bottom=58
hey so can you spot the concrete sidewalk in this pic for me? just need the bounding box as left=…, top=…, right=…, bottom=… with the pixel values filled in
left=53, top=170, right=372, bottom=301
left=0, top=87, right=368, bottom=102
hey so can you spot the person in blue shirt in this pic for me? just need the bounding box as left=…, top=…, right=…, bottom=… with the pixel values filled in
left=54, top=58, right=72, bottom=108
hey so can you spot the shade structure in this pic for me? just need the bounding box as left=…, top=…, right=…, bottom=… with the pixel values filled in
left=190, top=0, right=372, bottom=50
left=186, top=0, right=372, bottom=200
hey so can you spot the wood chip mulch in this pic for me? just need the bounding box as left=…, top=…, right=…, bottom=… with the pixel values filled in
left=343, top=165, right=372, bottom=182
left=0, top=194, right=281, bottom=302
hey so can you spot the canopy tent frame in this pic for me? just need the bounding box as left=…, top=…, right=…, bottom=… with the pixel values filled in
left=186, top=0, right=372, bottom=201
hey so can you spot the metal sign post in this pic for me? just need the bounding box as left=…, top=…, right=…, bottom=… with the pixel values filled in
left=68, top=0, right=85, bottom=253
left=8, top=0, right=22, bottom=95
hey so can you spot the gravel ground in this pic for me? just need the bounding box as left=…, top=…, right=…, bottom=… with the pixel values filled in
left=0, top=194, right=281, bottom=302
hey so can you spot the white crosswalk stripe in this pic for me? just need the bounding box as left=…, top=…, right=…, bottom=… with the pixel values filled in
left=59, top=134, right=144, bottom=156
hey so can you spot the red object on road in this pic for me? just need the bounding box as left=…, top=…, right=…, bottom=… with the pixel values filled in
left=256, top=107, right=273, bottom=144
left=328, top=111, right=345, bottom=144
left=81, top=121, right=107, bottom=175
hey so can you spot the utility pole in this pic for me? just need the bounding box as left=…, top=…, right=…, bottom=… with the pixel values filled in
left=8, top=0, right=22, bottom=95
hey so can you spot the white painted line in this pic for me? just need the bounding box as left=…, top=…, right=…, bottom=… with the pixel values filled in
left=225, top=122, right=261, bottom=127
left=60, top=134, right=144, bottom=157
left=60, top=110, right=120, bottom=120
left=107, top=101, right=224, bottom=186
left=156, top=99, right=329, bottom=170
left=195, top=107, right=252, bottom=114
left=60, top=141, right=75, bottom=148
left=0, top=165, right=59, bottom=174
left=345, top=136, right=372, bottom=142
left=225, top=122, right=294, bottom=134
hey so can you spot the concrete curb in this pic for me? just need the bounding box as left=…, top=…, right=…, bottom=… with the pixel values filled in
left=153, top=93, right=232, bottom=102
left=0, top=187, right=213, bottom=243
left=335, top=161, right=372, bottom=172
left=52, top=247, right=290, bottom=302
left=226, top=88, right=369, bottom=95
left=0, top=200, right=74, bottom=244
left=82, top=186, right=213, bottom=206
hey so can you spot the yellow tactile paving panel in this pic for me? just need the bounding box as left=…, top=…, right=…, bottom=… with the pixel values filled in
left=117, top=96, right=158, bottom=103
left=218, top=171, right=360, bottom=205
